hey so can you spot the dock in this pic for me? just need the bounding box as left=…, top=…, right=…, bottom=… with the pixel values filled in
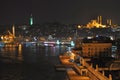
left=55, top=55, right=113, bottom=80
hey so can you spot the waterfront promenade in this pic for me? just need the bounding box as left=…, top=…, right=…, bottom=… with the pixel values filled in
left=57, top=55, right=119, bottom=80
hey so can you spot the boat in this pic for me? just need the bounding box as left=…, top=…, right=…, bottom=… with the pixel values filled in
left=59, top=50, right=81, bottom=65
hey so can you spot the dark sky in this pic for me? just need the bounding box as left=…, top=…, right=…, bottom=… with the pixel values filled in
left=0, top=0, right=120, bottom=25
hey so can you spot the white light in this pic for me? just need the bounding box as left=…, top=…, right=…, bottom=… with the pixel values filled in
left=71, top=41, right=75, bottom=47
left=56, top=40, right=60, bottom=45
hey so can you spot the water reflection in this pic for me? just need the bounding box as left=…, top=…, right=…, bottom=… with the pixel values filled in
left=0, top=44, right=73, bottom=63
left=0, top=44, right=73, bottom=80
left=17, top=44, right=23, bottom=61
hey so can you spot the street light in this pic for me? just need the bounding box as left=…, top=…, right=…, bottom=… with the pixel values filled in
left=78, top=25, right=81, bottom=28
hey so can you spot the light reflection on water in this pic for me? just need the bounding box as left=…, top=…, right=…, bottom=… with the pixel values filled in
left=0, top=45, right=73, bottom=80
left=0, top=44, right=23, bottom=62
left=0, top=45, right=72, bottom=63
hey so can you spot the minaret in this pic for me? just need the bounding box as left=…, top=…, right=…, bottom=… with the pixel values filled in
left=99, top=16, right=102, bottom=25
left=97, top=16, right=100, bottom=24
left=107, top=19, right=112, bottom=25
left=109, top=19, right=112, bottom=25
left=12, top=25, right=15, bottom=37
left=30, top=14, right=33, bottom=26
left=97, top=16, right=102, bottom=24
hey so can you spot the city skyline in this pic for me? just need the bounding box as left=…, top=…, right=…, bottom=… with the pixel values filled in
left=0, top=0, right=120, bottom=25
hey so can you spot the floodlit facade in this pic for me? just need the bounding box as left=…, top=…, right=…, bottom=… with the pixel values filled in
left=86, top=16, right=106, bottom=28
left=82, top=42, right=112, bottom=57
left=86, top=20, right=106, bottom=28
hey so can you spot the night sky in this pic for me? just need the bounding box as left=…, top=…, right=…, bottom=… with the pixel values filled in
left=0, top=0, right=120, bottom=25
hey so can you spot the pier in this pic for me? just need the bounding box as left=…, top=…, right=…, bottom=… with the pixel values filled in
left=56, top=55, right=115, bottom=80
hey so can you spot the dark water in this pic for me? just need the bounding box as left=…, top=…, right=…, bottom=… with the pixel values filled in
left=0, top=45, right=72, bottom=80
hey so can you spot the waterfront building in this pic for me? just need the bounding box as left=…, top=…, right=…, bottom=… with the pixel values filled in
left=81, top=36, right=112, bottom=57
left=82, top=42, right=112, bottom=57
left=1, top=25, right=15, bottom=43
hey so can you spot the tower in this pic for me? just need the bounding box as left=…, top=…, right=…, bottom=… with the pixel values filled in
left=97, top=16, right=102, bottom=24
left=30, top=14, right=33, bottom=26
left=12, top=24, right=15, bottom=37
left=107, top=19, right=112, bottom=25
left=97, top=16, right=100, bottom=24
left=99, top=16, right=102, bottom=25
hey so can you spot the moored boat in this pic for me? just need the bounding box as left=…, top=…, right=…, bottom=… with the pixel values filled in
left=59, top=50, right=81, bottom=65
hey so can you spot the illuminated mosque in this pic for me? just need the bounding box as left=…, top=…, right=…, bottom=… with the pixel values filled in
left=86, top=16, right=111, bottom=28
left=1, top=25, right=15, bottom=43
